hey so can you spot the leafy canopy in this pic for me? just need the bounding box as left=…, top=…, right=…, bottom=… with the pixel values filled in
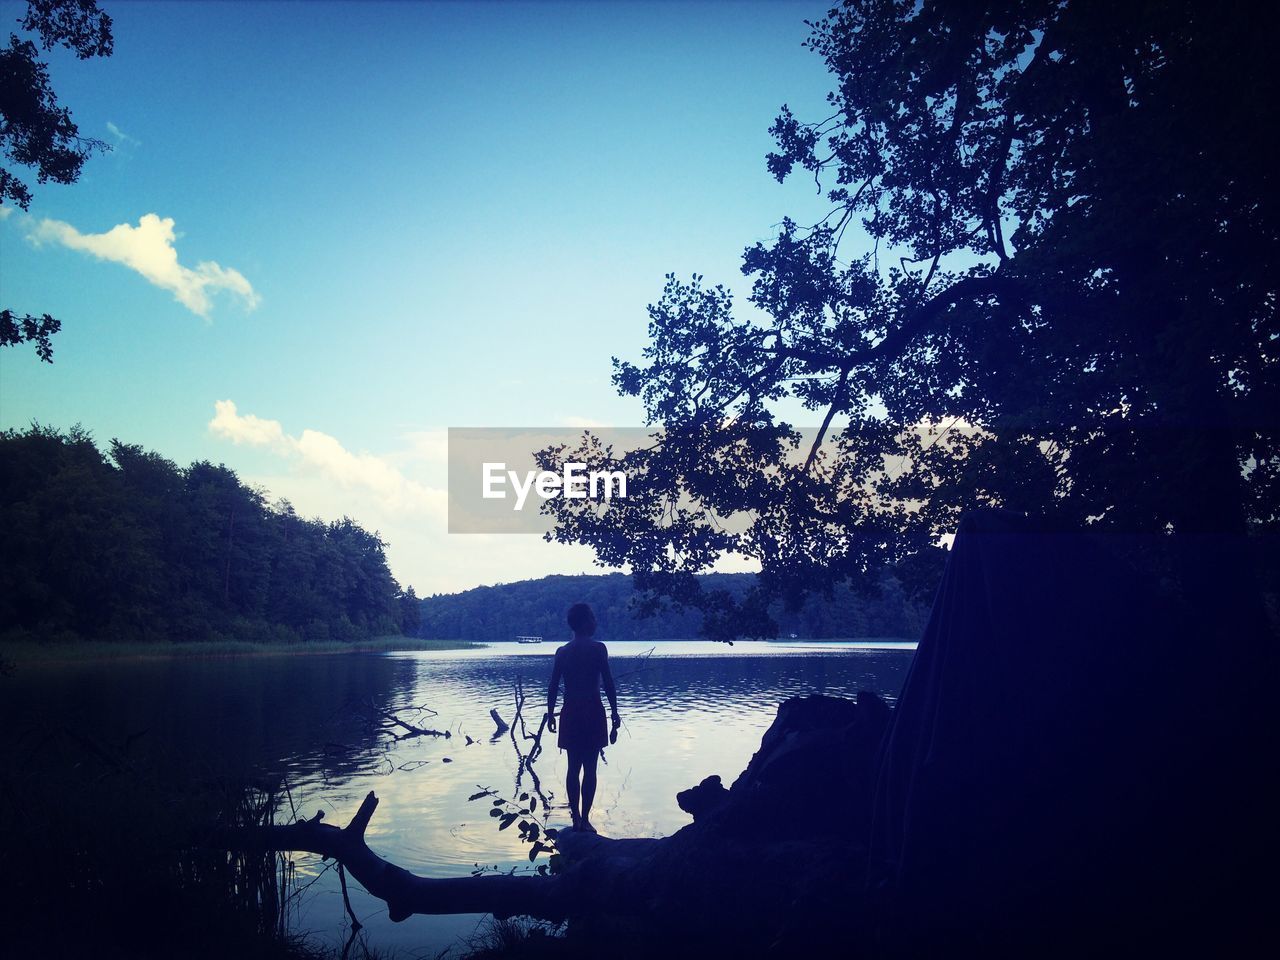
left=543, top=0, right=1279, bottom=638
left=1, top=0, right=113, bottom=361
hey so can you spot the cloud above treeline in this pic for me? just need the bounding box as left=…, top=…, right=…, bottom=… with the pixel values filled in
left=206, top=404, right=617, bottom=593
left=208, top=400, right=446, bottom=518
left=28, top=213, right=258, bottom=317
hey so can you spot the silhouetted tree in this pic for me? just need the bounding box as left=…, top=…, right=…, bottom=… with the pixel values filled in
left=541, top=0, right=1279, bottom=638
left=1, top=0, right=114, bottom=361
left=0, top=425, right=414, bottom=644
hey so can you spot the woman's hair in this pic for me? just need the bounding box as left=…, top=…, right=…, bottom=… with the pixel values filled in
left=567, top=602, right=596, bottom=635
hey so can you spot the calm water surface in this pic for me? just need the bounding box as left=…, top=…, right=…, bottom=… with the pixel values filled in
left=4, top=640, right=916, bottom=956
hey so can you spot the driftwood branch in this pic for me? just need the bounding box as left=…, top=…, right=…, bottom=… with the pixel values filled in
left=216, top=791, right=570, bottom=922
left=359, top=700, right=450, bottom=742
left=490, top=708, right=510, bottom=737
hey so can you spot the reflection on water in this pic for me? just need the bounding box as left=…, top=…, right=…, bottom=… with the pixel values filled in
left=1, top=640, right=915, bottom=955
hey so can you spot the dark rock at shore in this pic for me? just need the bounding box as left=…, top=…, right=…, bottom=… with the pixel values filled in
left=674, top=775, right=727, bottom=821
left=675, top=691, right=891, bottom=842
left=558, top=692, right=887, bottom=955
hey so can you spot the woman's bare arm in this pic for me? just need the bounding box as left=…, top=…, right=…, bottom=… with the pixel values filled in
left=601, top=646, right=619, bottom=721
left=546, top=650, right=562, bottom=729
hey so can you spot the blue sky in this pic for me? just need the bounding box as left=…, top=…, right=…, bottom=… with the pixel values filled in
left=1, top=0, right=837, bottom=593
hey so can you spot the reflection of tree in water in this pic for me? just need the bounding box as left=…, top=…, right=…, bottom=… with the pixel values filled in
left=319, top=697, right=453, bottom=780
left=506, top=677, right=553, bottom=813
left=0, top=652, right=427, bottom=787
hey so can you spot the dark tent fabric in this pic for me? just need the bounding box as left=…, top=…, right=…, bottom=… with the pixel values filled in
left=868, top=510, right=1276, bottom=954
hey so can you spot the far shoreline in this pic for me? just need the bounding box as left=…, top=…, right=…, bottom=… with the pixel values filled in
left=0, top=636, right=480, bottom=665
left=1, top=635, right=921, bottom=667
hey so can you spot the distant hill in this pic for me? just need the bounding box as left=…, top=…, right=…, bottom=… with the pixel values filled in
left=417, top=571, right=930, bottom=642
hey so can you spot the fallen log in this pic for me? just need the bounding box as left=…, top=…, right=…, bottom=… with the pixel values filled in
left=216, top=791, right=568, bottom=921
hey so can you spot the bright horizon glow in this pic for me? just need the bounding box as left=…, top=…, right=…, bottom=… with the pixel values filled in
left=0, top=0, right=834, bottom=593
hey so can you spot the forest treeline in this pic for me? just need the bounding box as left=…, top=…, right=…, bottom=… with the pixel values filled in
left=418, top=570, right=931, bottom=642
left=0, top=425, right=419, bottom=644
left=0, top=424, right=926, bottom=647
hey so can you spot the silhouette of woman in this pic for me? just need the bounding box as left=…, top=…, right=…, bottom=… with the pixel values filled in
left=546, top=602, right=619, bottom=833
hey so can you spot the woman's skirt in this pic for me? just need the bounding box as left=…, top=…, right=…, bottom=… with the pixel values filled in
left=557, top=695, right=608, bottom=752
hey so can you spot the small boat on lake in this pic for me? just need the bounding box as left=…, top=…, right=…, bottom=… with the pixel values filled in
left=515, top=635, right=544, bottom=644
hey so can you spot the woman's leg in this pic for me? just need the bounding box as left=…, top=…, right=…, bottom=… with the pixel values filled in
left=579, top=749, right=600, bottom=830
left=565, top=750, right=583, bottom=826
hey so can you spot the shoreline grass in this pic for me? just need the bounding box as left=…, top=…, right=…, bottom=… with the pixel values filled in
left=0, top=635, right=480, bottom=664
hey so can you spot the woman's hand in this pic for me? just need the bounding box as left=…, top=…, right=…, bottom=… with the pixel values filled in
left=610, top=712, right=620, bottom=744
left=546, top=711, right=557, bottom=733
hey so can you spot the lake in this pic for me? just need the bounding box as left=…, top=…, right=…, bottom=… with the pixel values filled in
left=1, top=639, right=917, bottom=956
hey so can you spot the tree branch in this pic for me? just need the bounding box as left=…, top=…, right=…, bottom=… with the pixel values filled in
left=214, top=791, right=569, bottom=921
left=750, top=273, right=1026, bottom=372
left=804, top=367, right=850, bottom=473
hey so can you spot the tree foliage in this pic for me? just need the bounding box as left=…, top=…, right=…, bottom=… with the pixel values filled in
left=0, top=308, right=60, bottom=360
left=542, top=0, right=1279, bottom=638
left=0, top=424, right=419, bottom=644
left=1, top=0, right=113, bottom=361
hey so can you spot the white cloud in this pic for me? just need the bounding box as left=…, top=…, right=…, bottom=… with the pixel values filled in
left=209, top=399, right=288, bottom=449
left=29, top=213, right=259, bottom=317
left=399, top=429, right=449, bottom=465
left=0, top=206, right=12, bottom=221
left=294, top=428, right=446, bottom=515
left=208, top=405, right=619, bottom=594
left=208, top=400, right=445, bottom=518
left=106, top=121, right=141, bottom=148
